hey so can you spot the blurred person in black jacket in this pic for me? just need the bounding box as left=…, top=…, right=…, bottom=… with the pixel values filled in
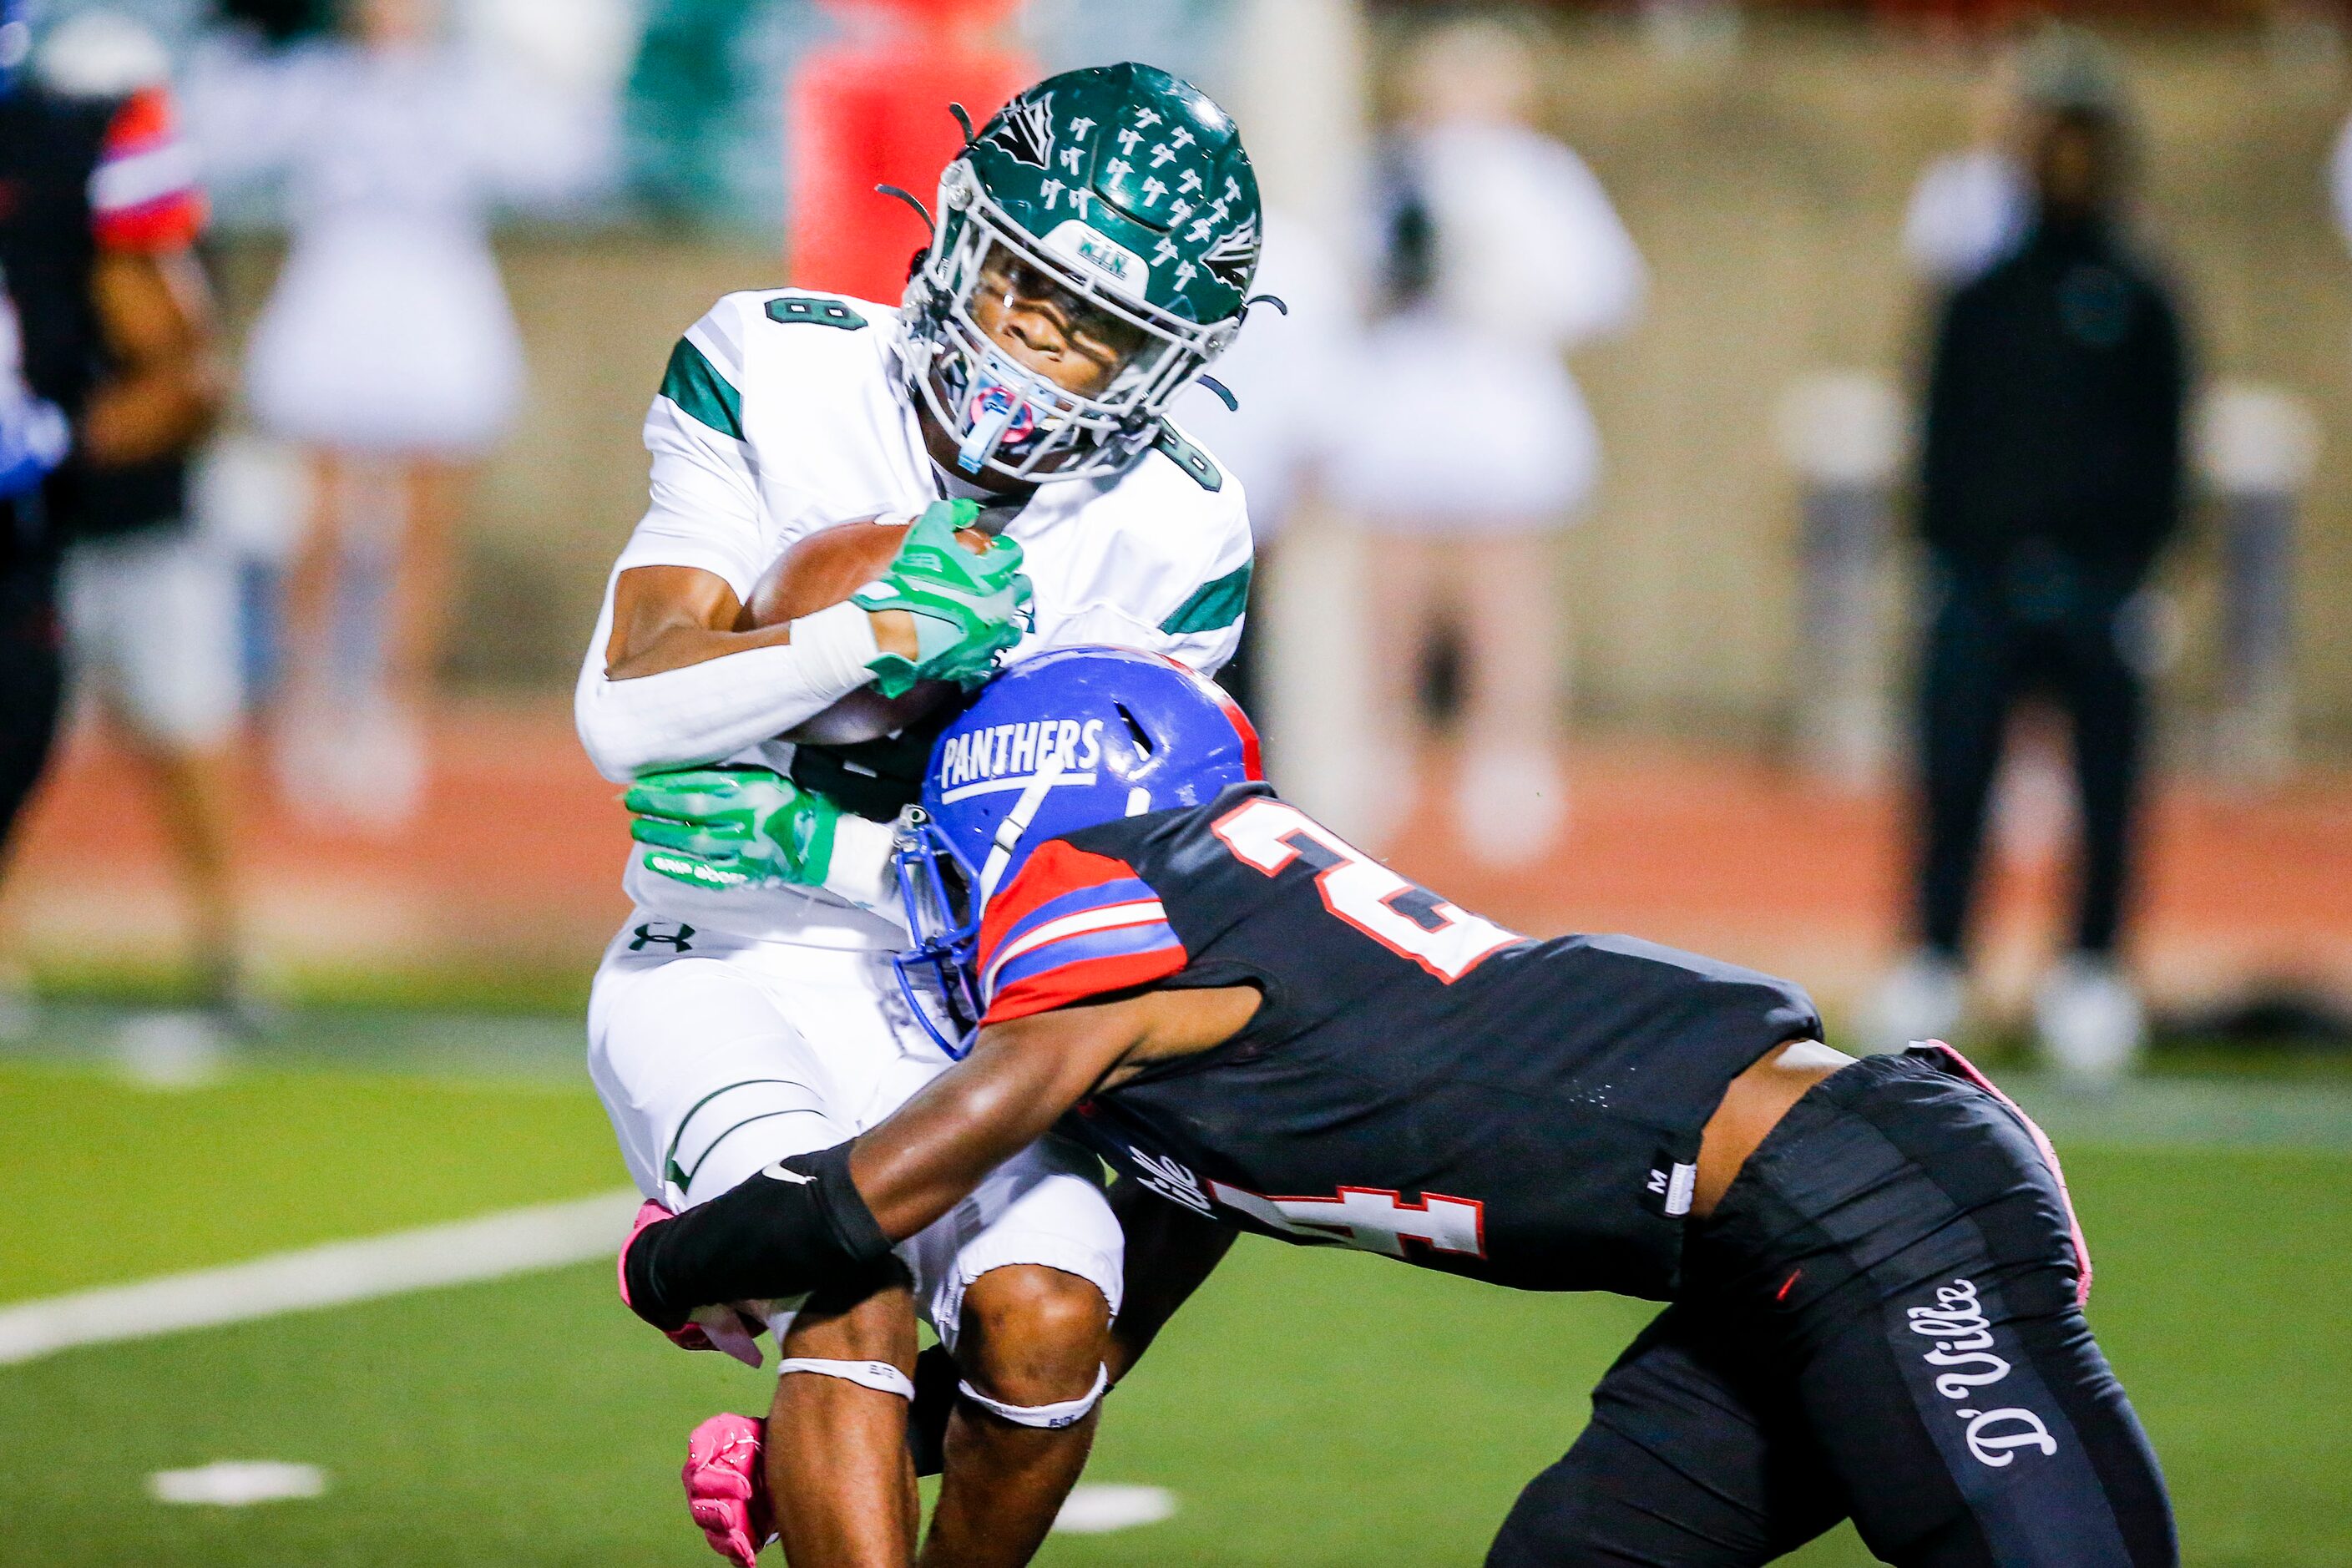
left=1874, top=87, right=2186, bottom=1085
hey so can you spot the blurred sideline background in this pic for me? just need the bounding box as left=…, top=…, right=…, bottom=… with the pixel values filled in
left=3, top=2, right=2349, bottom=1565
left=7, top=0, right=2352, bottom=1039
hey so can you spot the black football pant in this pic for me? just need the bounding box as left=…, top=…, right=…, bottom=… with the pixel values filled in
left=1914, top=577, right=2143, bottom=958
left=1487, top=1048, right=2175, bottom=1568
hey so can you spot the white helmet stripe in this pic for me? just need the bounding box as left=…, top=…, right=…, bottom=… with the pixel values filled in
left=976, top=749, right=1068, bottom=909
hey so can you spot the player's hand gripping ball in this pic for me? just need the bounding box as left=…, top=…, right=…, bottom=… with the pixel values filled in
left=746, top=499, right=1029, bottom=746
left=627, top=766, right=843, bottom=893
left=851, top=498, right=1029, bottom=696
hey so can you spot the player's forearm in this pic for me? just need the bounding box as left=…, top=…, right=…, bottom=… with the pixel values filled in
left=575, top=601, right=882, bottom=781
left=850, top=1016, right=1125, bottom=1242
left=606, top=606, right=917, bottom=683
left=850, top=1076, right=1075, bottom=1245
left=82, top=250, right=224, bottom=467
left=1104, top=1177, right=1235, bottom=1383
left=77, top=357, right=223, bottom=466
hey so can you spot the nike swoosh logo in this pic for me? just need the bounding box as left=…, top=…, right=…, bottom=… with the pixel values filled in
left=761, top=1162, right=816, bottom=1185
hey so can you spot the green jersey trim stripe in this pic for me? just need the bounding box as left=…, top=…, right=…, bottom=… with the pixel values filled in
left=1160, top=559, right=1252, bottom=636
left=660, top=336, right=745, bottom=441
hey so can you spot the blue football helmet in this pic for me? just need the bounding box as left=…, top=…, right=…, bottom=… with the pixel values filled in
left=892, top=645, right=1262, bottom=1058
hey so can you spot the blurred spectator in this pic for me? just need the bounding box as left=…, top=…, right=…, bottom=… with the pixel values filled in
left=185, top=0, right=604, bottom=827
left=0, top=5, right=230, bottom=1032
left=624, top=0, right=788, bottom=225
left=1903, top=26, right=2119, bottom=291
left=1903, top=49, right=2027, bottom=290
left=1874, top=79, right=2188, bottom=1085
left=1328, top=18, right=1643, bottom=864
left=217, top=0, right=327, bottom=44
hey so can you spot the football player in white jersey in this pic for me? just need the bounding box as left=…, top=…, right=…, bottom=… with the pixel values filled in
left=574, top=64, right=1265, bottom=1566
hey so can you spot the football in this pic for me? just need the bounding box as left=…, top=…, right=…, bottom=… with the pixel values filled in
left=742, top=517, right=984, bottom=746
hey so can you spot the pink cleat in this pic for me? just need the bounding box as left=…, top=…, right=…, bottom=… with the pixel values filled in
left=685, top=1412, right=773, bottom=1568
left=619, top=1200, right=765, bottom=1367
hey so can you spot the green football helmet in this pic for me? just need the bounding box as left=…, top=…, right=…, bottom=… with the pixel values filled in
left=899, top=63, right=1262, bottom=483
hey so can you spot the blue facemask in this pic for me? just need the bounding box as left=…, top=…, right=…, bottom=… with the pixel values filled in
left=888, top=645, right=1265, bottom=1060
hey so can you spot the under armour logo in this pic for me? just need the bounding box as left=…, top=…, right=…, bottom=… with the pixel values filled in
left=629, top=922, right=695, bottom=953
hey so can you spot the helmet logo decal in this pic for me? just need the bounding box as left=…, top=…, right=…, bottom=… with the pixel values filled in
left=1202, top=217, right=1262, bottom=294
left=1044, top=220, right=1150, bottom=298
left=1036, top=178, right=1092, bottom=219
left=981, top=93, right=1056, bottom=171
left=939, top=717, right=1105, bottom=800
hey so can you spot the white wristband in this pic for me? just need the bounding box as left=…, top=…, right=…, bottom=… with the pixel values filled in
left=819, top=813, right=909, bottom=929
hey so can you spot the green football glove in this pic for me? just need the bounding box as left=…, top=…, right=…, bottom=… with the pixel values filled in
left=625, top=766, right=842, bottom=893
left=852, top=498, right=1032, bottom=697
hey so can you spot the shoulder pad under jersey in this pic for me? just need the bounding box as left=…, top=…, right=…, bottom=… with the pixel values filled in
left=765, top=294, right=870, bottom=331
left=1152, top=424, right=1223, bottom=492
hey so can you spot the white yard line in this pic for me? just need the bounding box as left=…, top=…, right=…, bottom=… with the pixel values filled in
left=0, top=1190, right=640, bottom=1367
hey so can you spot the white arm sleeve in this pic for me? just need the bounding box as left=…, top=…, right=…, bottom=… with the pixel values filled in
left=574, top=594, right=881, bottom=783
left=579, top=294, right=897, bottom=783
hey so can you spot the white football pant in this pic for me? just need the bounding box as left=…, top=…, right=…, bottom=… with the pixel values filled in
left=588, top=913, right=1122, bottom=1354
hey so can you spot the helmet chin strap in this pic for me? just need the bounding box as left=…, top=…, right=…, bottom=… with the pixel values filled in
left=955, top=346, right=1058, bottom=473
left=977, top=750, right=1067, bottom=910
left=957, top=388, right=1026, bottom=473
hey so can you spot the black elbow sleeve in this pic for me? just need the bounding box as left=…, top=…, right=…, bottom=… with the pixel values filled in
left=622, top=1141, right=897, bottom=1332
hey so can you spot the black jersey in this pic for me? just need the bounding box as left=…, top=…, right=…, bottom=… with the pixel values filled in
left=0, top=83, right=203, bottom=563
left=970, top=782, right=1822, bottom=1298
left=0, top=88, right=104, bottom=579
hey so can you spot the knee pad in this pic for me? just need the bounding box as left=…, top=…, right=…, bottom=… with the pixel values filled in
left=958, top=1363, right=1110, bottom=1430
left=776, top=1358, right=916, bottom=1400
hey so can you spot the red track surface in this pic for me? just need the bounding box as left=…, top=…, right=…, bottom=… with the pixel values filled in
left=8, top=698, right=2349, bottom=1016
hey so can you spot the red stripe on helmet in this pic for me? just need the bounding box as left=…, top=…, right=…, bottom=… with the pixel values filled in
left=1142, top=649, right=1264, bottom=781
left=1215, top=684, right=1263, bottom=780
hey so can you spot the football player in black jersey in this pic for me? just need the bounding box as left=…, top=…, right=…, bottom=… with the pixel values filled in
left=0, top=7, right=220, bottom=896
left=624, top=647, right=2176, bottom=1568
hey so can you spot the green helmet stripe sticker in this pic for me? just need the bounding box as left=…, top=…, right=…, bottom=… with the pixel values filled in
left=659, top=337, right=744, bottom=441
left=1160, top=559, right=1252, bottom=636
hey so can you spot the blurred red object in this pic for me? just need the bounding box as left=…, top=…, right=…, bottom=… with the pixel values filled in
left=789, top=0, right=1033, bottom=303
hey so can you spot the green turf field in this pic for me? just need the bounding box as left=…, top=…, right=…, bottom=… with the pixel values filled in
left=3, top=1025, right=2349, bottom=1566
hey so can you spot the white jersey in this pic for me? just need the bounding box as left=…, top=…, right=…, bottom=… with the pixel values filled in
left=584, top=287, right=1253, bottom=946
